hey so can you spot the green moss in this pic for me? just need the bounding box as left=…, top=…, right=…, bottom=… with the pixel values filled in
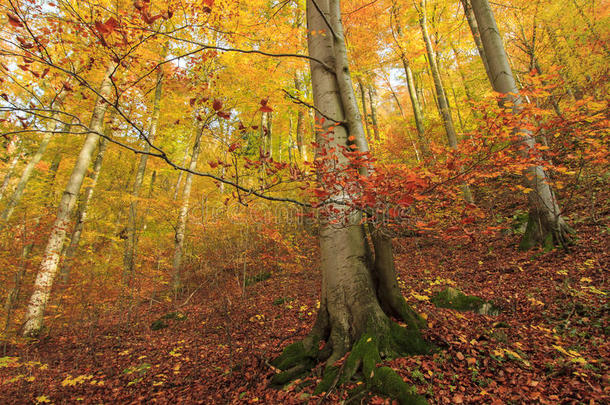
left=389, top=322, right=434, bottom=355
left=270, top=364, right=310, bottom=386
left=150, top=319, right=168, bottom=330
left=370, top=367, right=427, bottom=405
left=245, top=272, right=271, bottom=286
left=431, top=288, right=499, bottom=315
left=313, top=365, right=339, bottom=395
left=270, top=340, right=318, bottom=370
left=161, top=311, right=187, bottom=321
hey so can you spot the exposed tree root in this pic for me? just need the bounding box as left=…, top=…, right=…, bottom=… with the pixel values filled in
left=270, top=305, right=433, bottom=404
left=520, top=210, right=575, bottom=251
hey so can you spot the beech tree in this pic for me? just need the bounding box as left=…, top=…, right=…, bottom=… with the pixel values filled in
left=469, top=0, right=573, bottom=249
left=270, top=1, right=430, bottom=400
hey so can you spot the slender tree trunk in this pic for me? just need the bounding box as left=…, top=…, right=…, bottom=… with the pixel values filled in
left=0, top=140, right=23, bottom=201
left=294, top=72, right=308, bottom=161
left=401, top=57, right=427, bottom=146
left=460, top=0, right=492, bottom=82
left=419, top=0, right=474, bottom=203
left=172, top=124, right=204, bottom=295
left=22, top=64, right=116, bottom=337
left=124, top=67, right=164, bottom=273
left=357, top=78, right=371, bottom=140
left=0, top=98, right=68, bottom=226
left=367, top=85, right=380, bottom=141
left=470, top=0, right=572, bottom=249
left=173, top=147, right=191, bottom=200
left=60, top=137, right=108, bottom=282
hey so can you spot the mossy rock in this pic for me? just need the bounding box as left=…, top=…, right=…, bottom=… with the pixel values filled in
left=273, top=297, right=293, bottom=306
left=150, top=311, right=187, bottom=330
left=245, top=272, right=271, bottom=287
left=431, top=288, right=499, bottom=316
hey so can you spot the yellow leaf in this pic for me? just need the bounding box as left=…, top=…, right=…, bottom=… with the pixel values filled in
left=35, top=395, right=51, bottom=404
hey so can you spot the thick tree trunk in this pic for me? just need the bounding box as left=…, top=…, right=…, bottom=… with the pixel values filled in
left=22, top=64, right=115, bottom=337
left=172, top=124, right=204, bottom=294
left=470, top=0, right=572, bottom=249
left=272, top=3, right=430, bottom=401
left=60, top=137, right=108, bottom=282
left=124, top=67, right=164, bottom=273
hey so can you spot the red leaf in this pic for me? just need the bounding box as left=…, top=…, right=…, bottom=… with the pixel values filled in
left=208, top=161, right=219, bottom=169
left=212, top=99, right=222, bottom=111
left=228, top=142, right=240, bottom=152
left=7, top=13, right=23, bottom=28
left=259, top=98, right=273, bottom=112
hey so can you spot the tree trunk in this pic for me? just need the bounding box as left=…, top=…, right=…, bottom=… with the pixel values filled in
left=470, top=0, right=572, bottom=249
left=272, top=2, right=430, bottom=401
left=0, top=139, right=23, bottom=201
left=419, top=0, right=473, bottom=203
left=22, top=64, right=115, bottom=337
left=401, top=56, right=427, bottom=152
left=460, top=0, right=492, bottom=82
left=172, top=123, right=204, bottom=295
left=60, top=137, right=108, bottom=282
left=367, top=85, right=380, bottom=141
left=294, top=72, right=308, bottom=161
left=357, top=78, right=371, bottom=141
left=124, top=66, right=164, bottom=273
left=173, top=146, right=191, bottom=200
left=0, top=98, right=68, bottom=226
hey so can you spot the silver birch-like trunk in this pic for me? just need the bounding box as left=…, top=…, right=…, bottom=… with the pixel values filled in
left=0, top=102, right=68, bottom=225
left=367, top=85, right=380, bottom=141
left=0, top=140, right=23, bottom=201
left=172, top=124, right=204, bottom=294
left=401, top=57, right=427, bottom=143
left=470, top=0, right=572, bottom=248
left=22, top=64, right=116, bottom=336
left=460, top=0, right=492, bottom=82
left=172, top=147, right=191, bottom=200
left=419, top=0, right=474, bottom=203
left=357, top=78, right=371, bottom=140
left=124, top=67, right=164, bottom=273
left=60, top=137, right=108, bottom=282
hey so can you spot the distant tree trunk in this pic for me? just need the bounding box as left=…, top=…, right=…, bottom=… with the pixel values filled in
left=470, top=0, right=573, bottom=249
left=60, top=137, right=108, bottom=282
left=22, top=64, right=115, bottom=337
left=172, top=124, right=204, bottom=295
left=124, top=66, right=164, bottom=273
left=0, top=140, right=23, bottom=201
left=357, top=78, right=371, bottom=140
left=401, top=57, right=427, bottom=147
left=419, top=0, right=474, bottom=203
left=460, top=0, right=492, bottom=82
left=294, top=72, right=308, bottom=161
left=384, top=75, right=422, bottom=162
left=367, top=85, right=380, bottom=141
left=0, top=95, right=68, bottom=226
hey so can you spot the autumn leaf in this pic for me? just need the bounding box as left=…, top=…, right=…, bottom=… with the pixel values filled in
left=7, top=13, right=23, bottom=28
left=212, top=99, right=223, bottom=111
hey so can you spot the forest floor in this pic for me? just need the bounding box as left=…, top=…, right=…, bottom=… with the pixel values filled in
left=1, top=189, right=608, bottom=404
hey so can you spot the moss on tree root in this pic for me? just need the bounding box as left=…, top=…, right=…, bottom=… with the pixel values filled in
left=271, top=318, right=433, bottom=403
left=314, top=327, right=430, bottom=404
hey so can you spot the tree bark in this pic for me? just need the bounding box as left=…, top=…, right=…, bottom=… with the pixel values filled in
left=60, top=137, right=108, bottom=282
left=470, top=0, right=572, bottom=249
left=367, top=85, right=380, bottom=141
left=460, top=0, right=492, bottom=82
left=271, top=3, right=430, bottom=399
left=172, top=123, right=204, bottom=295
left=0, top=96, right=68, bottom=226
left=124, top=66, right=164, bottom=273
left=0, top=139, right=23, bottom=201
left=357, top=78, right=371, bottom=140
left=419, top=0, right=474, bottom=203
left=22, top=64, right=116, bottom=337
